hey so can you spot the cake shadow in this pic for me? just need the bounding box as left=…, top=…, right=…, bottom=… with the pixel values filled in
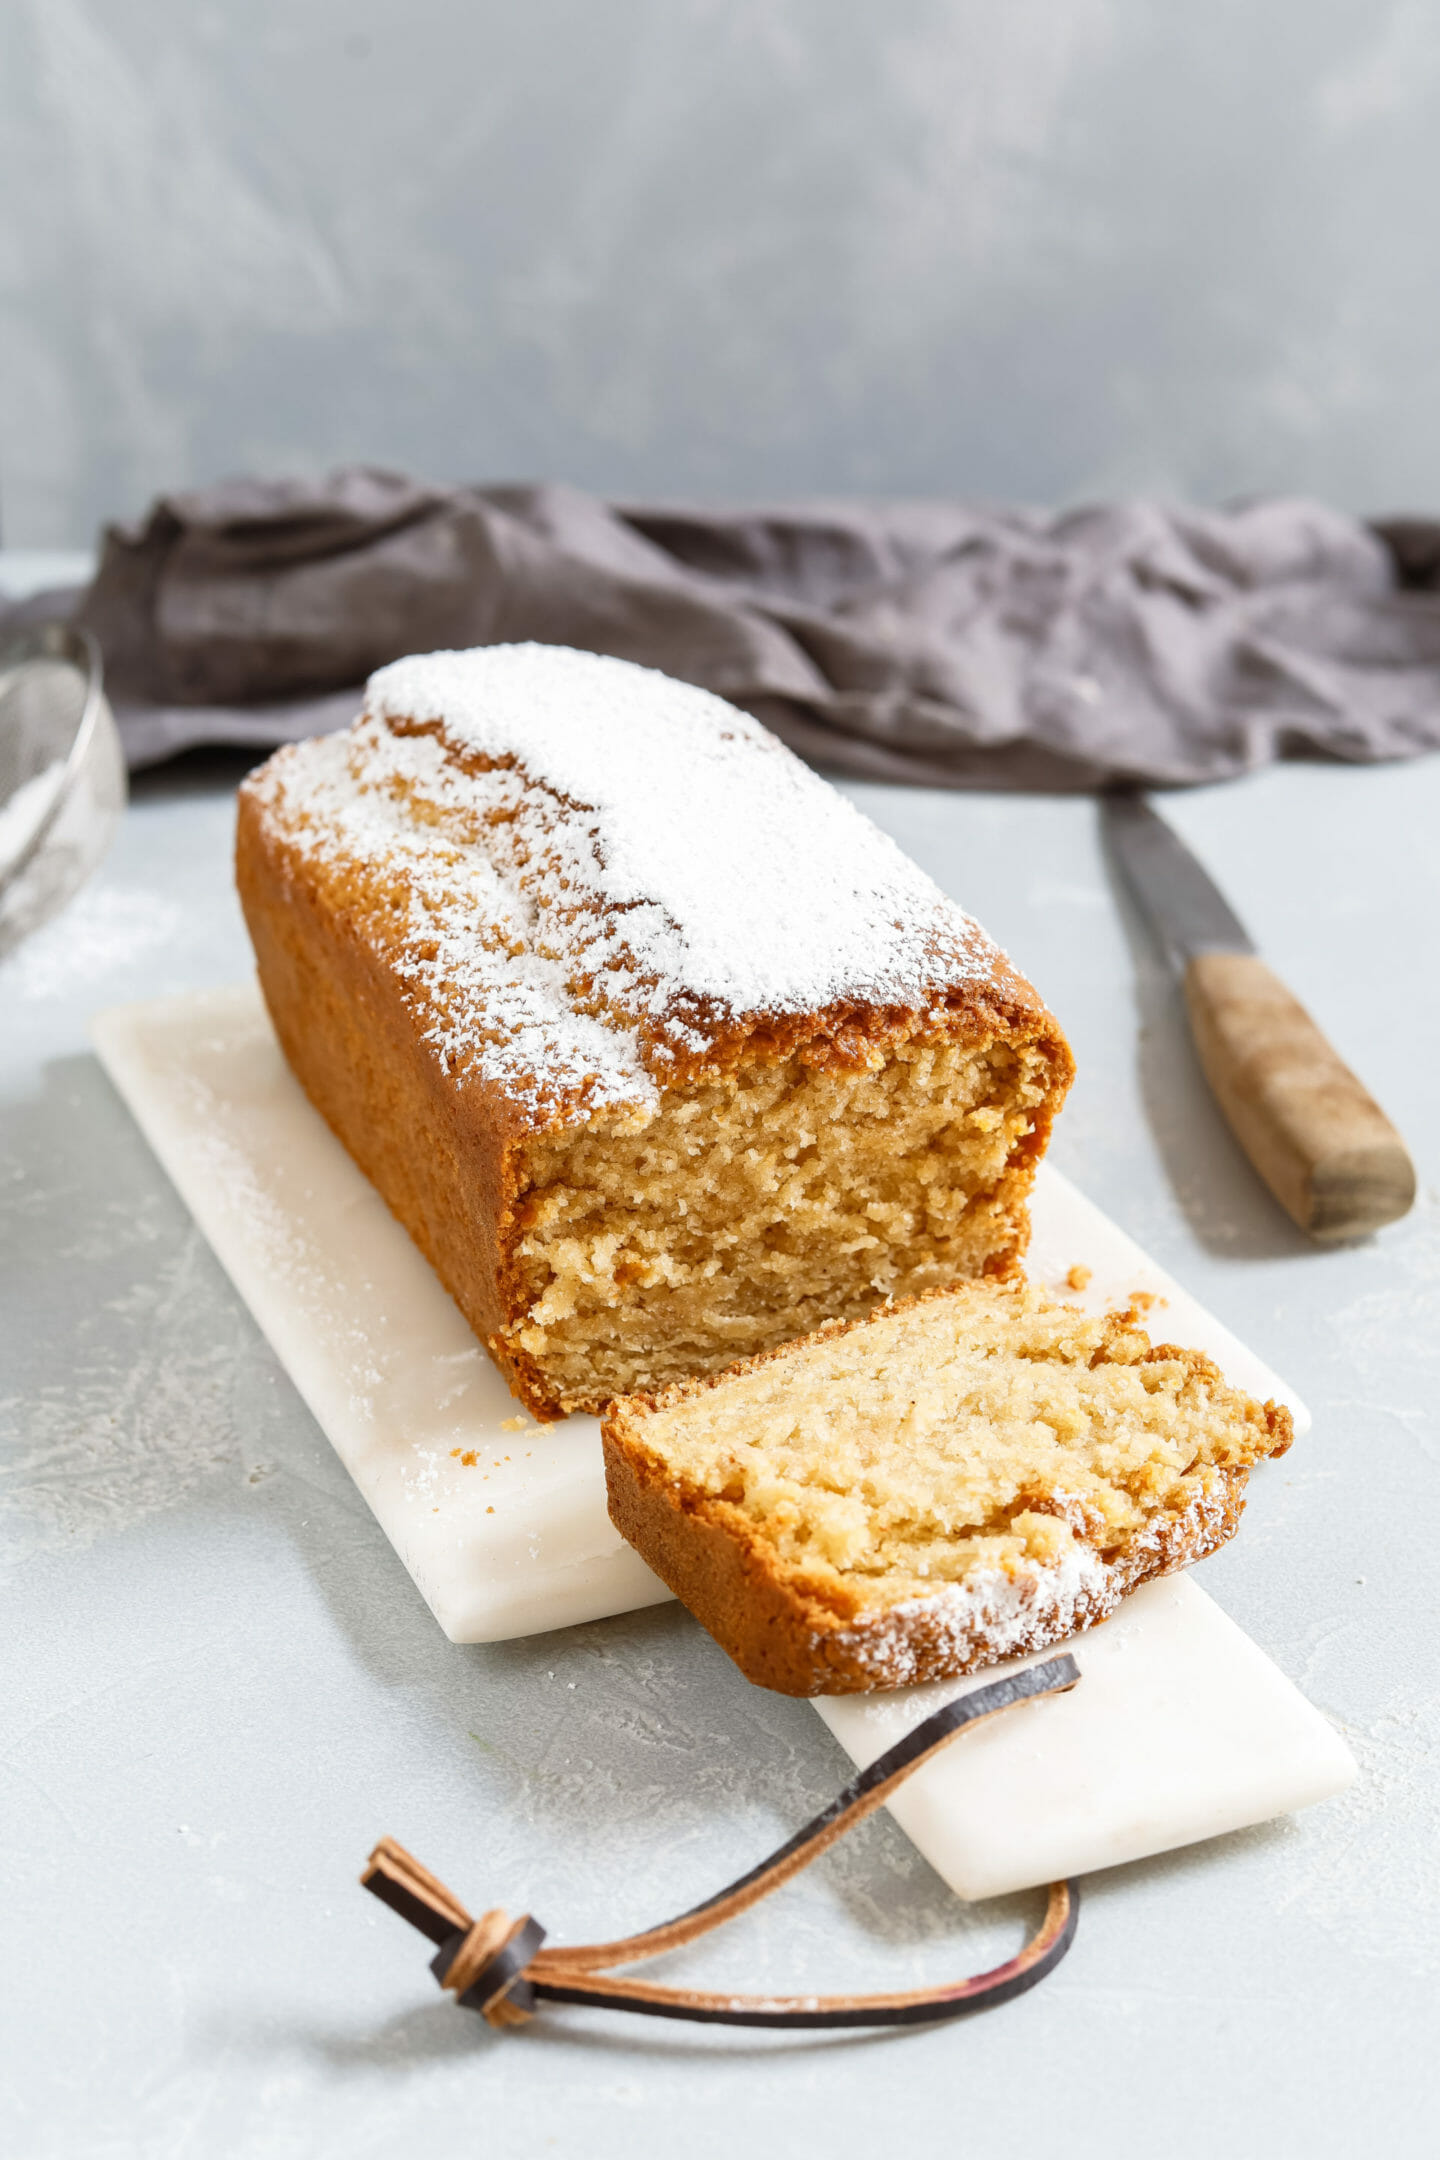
left=1081, top=1808, right=1298, bottom=1899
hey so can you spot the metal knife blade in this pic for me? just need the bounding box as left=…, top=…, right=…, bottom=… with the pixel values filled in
left=1101, top=790, right=1253, bottom=971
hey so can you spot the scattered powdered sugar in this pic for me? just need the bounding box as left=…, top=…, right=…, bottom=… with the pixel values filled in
left=1272, top=1689, right=1440, bottom=1978
left=0, top=1217, right=245, bottom=1569
left=5, top=882, right=186, bottom=1002
left=247, top=645, right=1007, bottom=1122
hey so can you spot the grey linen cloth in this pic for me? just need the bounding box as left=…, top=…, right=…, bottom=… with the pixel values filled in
left=50, top=467, right=1440, bottom=785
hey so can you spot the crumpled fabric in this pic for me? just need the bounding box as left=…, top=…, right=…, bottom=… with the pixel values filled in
left=44, top=467, right=1440, bottom=785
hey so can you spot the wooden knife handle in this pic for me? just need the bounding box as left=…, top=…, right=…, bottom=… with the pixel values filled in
left=1183, top=951, right=1416, bottom=1241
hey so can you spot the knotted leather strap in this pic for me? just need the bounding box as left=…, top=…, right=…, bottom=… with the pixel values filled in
left=363, top=1654, right=1080, bottom=2031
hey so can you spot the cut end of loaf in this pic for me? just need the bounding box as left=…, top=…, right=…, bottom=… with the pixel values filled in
left=497, top=1027, right=1064, bottom=1414
left=602, top=1283, right=1293, bottom=1693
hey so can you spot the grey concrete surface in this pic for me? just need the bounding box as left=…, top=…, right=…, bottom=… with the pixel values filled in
left=7, top=1, right=1440, bottom=545
left=2, top=694, right=1437, bottom=2154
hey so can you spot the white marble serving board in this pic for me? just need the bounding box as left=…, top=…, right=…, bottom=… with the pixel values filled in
left=92, top=980, right=1354, bottom=1897
left=816, top=1574, right=1354, bottom=1899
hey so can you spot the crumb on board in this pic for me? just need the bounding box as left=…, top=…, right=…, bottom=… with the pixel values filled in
left=1066, top=1264, right=1092, bottom=1292
left=501, top=1417, right=528, bottom=1432
left=1128, top=1289, right=1162, bottom=1313
left=450, top=1448, right=479, bottom=1467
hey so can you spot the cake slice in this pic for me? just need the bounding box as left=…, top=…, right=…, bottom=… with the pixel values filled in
left=237, top=644, right=1072, bottom=1418
left=602, top=1282, right=1293, bottom=1694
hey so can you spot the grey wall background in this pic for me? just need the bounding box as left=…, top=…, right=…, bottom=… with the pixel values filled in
left=5, top=0, right=1440, bottom=547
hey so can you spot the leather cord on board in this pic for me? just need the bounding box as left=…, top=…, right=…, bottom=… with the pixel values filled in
left=361, top=1654, right=1081, bottom=2032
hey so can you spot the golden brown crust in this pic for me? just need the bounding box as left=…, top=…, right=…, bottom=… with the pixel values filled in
left=237, top=788, right=565, bottom=1421
left=602, top=1294, right=1294, bottom=1696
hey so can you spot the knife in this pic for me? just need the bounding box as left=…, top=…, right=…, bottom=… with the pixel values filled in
left=1102, top=791, right=1416, bottom=1242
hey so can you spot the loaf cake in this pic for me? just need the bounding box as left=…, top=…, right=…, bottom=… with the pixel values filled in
left=236, top=643, right=1073, bottom=1419
left=603, top=1283, right=1294, bottom=1694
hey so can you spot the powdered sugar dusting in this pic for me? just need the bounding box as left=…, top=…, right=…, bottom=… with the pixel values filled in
left=826, top=1477, right=1237, bottom=1688
left=895, top=1545, right=1110, bottom=1656
left=838, top=1546, right=1111, bottom=1689
left=245, top=643, right=1008, bottom=1123
left=246, top=717, right=659, bottom=1123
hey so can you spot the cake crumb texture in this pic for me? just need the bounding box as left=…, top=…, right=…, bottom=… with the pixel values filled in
left=511, top=1033, right=1055, bottom=1404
